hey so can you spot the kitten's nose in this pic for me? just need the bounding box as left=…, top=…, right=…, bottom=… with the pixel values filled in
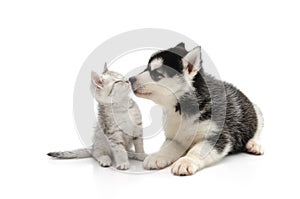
left=129, top=77, right=137, bottom=85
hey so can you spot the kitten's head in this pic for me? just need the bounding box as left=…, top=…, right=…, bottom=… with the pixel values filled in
left=90, top=63, right=131, bottom=103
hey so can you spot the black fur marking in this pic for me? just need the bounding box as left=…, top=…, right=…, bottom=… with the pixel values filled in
left=198, top=98, right=211, bottom=113
left=199, top=109, right=212, bottom=121
left=175, top=103, right=181, bottom=114
left=149, top=46, right=188, bottom=77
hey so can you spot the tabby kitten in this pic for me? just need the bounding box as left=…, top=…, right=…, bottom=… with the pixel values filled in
left=48, top=64, right=146, bottom=170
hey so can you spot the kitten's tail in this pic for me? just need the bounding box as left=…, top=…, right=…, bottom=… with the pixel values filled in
left=47, top=148, right=92, bottom=159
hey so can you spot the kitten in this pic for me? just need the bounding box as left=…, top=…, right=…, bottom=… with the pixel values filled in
left=48, top=64, right=146, bottom=170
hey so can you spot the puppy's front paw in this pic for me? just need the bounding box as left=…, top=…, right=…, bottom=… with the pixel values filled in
left=143, top=153, right=174, bottom=170
left=116, top=161, right=130, bottom=170
left=171, top=157, right=199, bottom=176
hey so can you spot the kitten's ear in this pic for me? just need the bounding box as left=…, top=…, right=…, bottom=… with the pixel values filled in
left=91, top=71, right=103, bottom=88
left=103, top=62, right=108, bottom=74
left=175, top=42, right=186, bottom=49
left=182, top=46, right=202, bottom=78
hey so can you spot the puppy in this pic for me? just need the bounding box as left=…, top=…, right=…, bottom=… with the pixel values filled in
left=129, top=43, right=263, bottom=176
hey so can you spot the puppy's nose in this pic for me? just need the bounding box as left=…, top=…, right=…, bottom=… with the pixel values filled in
left=129, top=77, right=137, bottom=85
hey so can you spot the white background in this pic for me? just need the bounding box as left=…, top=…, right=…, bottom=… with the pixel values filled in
left=1, top=0, right=299, bottom=198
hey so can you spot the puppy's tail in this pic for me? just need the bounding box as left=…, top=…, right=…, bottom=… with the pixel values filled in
left=47, top=148, right=92, bottom=159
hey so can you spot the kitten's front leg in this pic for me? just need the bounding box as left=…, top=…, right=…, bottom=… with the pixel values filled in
left=128, top=137, right=147, bottom=161
left=92, top=144, right=112, bottom=167
left=143, top=139, right=186, bottom=170
left=111, top=143, right=130, bottom=170
left=92, top=126, right=112, bottom=167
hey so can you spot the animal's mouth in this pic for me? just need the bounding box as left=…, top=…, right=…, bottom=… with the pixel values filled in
left=133, top=89, right=152, bottom=96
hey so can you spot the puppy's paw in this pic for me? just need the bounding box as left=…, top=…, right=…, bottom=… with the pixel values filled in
left=171, top=157, right=199, bottom=176
left=96, top=155, right=112, bottom=167
left=246, top=139, right=264, bottom=155
left=143, top=153, right=174, bottom=170
left=116, top=161, right=130, bottom=170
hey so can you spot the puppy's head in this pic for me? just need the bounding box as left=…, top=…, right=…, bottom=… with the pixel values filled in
left=129, top=43, right=202, bottom=105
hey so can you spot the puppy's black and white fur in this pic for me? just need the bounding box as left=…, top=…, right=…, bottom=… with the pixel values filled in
left=129, top=43, right=263, bottom=176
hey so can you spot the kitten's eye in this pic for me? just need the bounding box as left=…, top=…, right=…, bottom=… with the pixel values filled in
left=96, top=80, right=103, bottom=89
left=115, top=80, right=122, bottom=84
left=96, top=85, right=102, bottom=89
left=93, top=78, right=103, bottom=89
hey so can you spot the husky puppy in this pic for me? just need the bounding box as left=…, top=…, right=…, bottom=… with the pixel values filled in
left=129, top=43, right=263, bottom=176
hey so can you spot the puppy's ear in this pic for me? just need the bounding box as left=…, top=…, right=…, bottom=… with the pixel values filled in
left=103, top=62, right=108, bottom=73
left=175, top=42, right=186, bottom=49
left=91, top=71, right=103, bottom=88
left=182, top=46, right=202, bottom=78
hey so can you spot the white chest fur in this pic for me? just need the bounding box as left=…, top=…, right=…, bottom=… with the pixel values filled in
left=163, top=109, right=218, bottom=149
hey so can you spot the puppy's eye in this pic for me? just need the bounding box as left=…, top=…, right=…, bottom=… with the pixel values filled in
left=156, top=71, right=164, bottom=77
left=151, top=70, right=164, bottom=81
left=157, top=73, right=164, bottom=78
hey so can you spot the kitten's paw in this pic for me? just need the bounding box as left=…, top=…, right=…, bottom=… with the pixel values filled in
left=143, top=153, right=174, bottom=170
left=116, top=161, right=130, bottom=170
left=246, top=139, right=264, bottom=155
left=127, top=151, right=147, bottom=161
left=131, top=153, right=147, bottom=161
left=171, top=157, right=199, bottom=176
left=135, top=153, right=147, bottom=161
left=96, top=155, right=112, bottom=167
